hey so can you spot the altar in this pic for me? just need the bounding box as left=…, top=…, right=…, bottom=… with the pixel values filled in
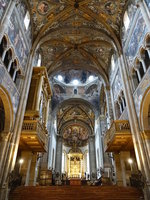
left=70, top=178, right=81, bottom=185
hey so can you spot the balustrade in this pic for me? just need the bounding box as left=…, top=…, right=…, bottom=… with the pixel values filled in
left=21, top=120, right=48, bottom=152
left=104, top=120, right=132, bottom=152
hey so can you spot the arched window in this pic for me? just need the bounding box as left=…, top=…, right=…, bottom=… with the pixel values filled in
left=14, top=69, right=21, bottom=84
left=4, top=49, right=12, bottom=69
left=115, top=101, right=121, bottom=119
left=0, top=97, right=5, bottom=133
left=37, top=54, right=41, bottom=67
left=10, top=60, right=17, bottom=78
left=139, top=61, right=145, bottom=78
left=143, top=49, right=150, bottom=70
left=111, top=55, right=115, bottom=71
left=121, top=92, right=126, bottom=109
left=74, top=88, right=77, bottom=95
left=0, top=36, right=7, bottom=58
left=132, top=68, right=139, bottom=90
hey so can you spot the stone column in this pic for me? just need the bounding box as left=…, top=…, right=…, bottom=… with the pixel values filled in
left=55, top=136, right=62, bottom=179
left=118, top=54, right=150, bottom=196
left=114, top=153, right=123, bottom=186
left=20, top=151, right=33, bottom=186
left=28, top=154, right=37, bottom=186
left=89, top=136, right=97, bottom=180
left=120, top=151, right=131, bottom=187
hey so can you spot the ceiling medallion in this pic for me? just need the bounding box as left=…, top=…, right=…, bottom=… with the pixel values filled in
left=37, top=1, right=49, bottom=15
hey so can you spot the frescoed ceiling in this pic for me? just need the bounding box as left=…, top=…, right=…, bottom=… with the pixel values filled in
left=27, top=0, right=128, bottom=82
left=50, top=69, right=101, bottom=110
left=57, top=102, right=94, bottom=147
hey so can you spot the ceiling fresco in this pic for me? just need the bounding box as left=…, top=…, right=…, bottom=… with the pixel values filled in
left=50, top=69, right=101, bottom=110
left=62, top=124, right=89, bottom=147
left=27, top=0, right=128, bottom=81
left=57, top=102, right=94, bottom=147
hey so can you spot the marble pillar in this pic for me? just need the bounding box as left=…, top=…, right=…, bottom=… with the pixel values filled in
left=28, top=154, right=37, bottom=186
left=89, top=136, right=97, bottom=180
left=20, top=151, right=32, bottom=186
left=55, top=136, right=62, bottom=179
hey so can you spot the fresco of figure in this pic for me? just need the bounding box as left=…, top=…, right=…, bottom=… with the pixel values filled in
left=37, top=1, right=49, bottom=15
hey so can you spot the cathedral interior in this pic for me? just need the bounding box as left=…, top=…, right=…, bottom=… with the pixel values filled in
left=0, top=0, right=150, bottom=200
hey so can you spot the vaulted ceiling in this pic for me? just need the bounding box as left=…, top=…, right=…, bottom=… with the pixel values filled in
left=28, top=0, right=127, bottom=83
left=57, top=101, right=95, bottom=147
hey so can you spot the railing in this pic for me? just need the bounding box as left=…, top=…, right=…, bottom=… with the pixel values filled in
left=22, top=120, right=48, bottom=151
left=104, top=120, right=130, bottom=151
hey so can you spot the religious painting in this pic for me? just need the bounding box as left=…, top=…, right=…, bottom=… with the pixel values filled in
left=37, top=1, right=49, bottom=15
left=0, top=0, right=9, bottom=20
left=62, top=125, right=89, bottom=147
left=8, top=11, right=29, bottom=69
left=85, top=84, right=98, bottom=96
